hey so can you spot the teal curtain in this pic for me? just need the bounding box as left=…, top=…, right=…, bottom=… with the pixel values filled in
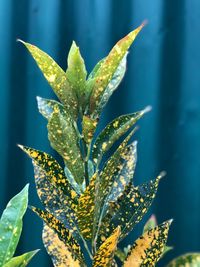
left=0, top=0, right=200, bottom=266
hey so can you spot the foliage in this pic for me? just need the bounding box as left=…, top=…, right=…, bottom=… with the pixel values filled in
left=0, top=185, right=39, bottom=266
left=18, top=23, right=200, bottom=266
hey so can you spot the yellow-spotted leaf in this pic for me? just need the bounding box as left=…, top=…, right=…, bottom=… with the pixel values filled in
left=66, top=41, right=87, bottom=112
left=47, top=109, right=84, bottom=184
left=123, top=220, right=172, bottom=267
left=88, top=23, right=144, bottom=115
left=18, top=145, right=78, bottom=207
left=92, top=227, right=121, bottom=267
left=82, top=115, right=98, bottom=144
left=97, top=173, right=164, bottom=246
left=92, top=107, right=150, bottom=165
left=166, top=253, right=200, bottom=267
left=37, top=96, right=66, bottom=120
left=3, top=250, right=39, bottom=267
left=43, top=224, right=83, bottom=267
left=31, top=207, right=84, bottom=263
left=19, top=40, right=78, bottom=120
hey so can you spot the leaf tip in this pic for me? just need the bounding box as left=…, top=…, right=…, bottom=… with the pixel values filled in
left=143, top=105, right=152, bottom=114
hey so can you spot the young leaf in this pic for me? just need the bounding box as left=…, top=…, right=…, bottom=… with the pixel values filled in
left=97, top=174, right=163, bottom=246
left=18, top=145, right=78, bottom=207
left=31, top=207, right=84, bottom=263
left=92, top=227, right=121, bottom=267
left=166, top=253, right=200, bottom=267
left=3, top=250, right=39, bottom=267
left=92, top=107, right=151, bottom=165
left=37, top=96, right=66, bottom=120
left=88, top=23, right=145, bottom=115
left=47, top=109, right=84, bottom=184
left=66, top=41, right=87, bottom=112
left=0, top=185, right=29, bottom=266
left=123, top=220, right=172, bottom=267
left=82, top=115, right=98, bottom=144
left=18, top=40, right=78, bottom=120
left=43, top=224, right=83, bottom=267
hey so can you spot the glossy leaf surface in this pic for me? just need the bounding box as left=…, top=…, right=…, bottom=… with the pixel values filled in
left=3, top=250, right=39, bottom=267
left=166, top=253, right=200, bottom=267
left=0, top=185, right=28, bottom=266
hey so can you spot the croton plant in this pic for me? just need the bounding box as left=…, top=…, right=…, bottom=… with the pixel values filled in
left=8, top=23, right=199, bottom=266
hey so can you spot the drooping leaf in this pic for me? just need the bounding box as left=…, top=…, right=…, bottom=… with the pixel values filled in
left=3, top=250, right=39, bottom=267
left=37, top=96, right=66, bottom=120
left=92, top=227, right=121, bottom=267
left=47, top=109, right=84, bottom=184
left=143, top=214, right=157, bottom=233
left=77, top=130, right=135, bottom=239
left=0, top=185, right=29, bottom=266
left=166, top=253, right=200, bottom=267
left=92, top=107, right=151, bottom=165
left=98, top=173, right=164, bottom=245
left=93, top=53, right=127, bottom=118
left=66, top=41, right=87, bottom=112
left=88, top=23, right=145, bottom=115
left=18, top=145, right=78, bottom=207
left=31, top=207, right=84, bottom=263
left=123, top=220, right=172, bottom=267
left=43, top=224, right=83, bottom=267
left=18, top=40, right=78, bottom=120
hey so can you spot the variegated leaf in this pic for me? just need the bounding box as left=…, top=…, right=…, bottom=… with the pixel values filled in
left=66, top=41, right=87, bottom=112
left=43, top=224, right=83, bottom=267
left=88, top=23, right=144, bottom=115
left=47, top=109, right=84, bottom=184
left=18, top=145, right=78, bottom=208
left=92, top=107, right=150, bottom=165
left=123, top=220, right=172, bottom=267
left=3, top=250, right=39, bottom=267
left=19, top=40, right=78, bottom=120
left=0, top=185, right=28, bottom=266
left=87, top=58, right=105, bottom=81
left=166, top=253, right=200, bottom=267
left=82, top=115, right=98, bottom=144
left=37, top=96, right=66, bottom=120
left=31, top=207, right=84, bottom=263
left=92, top=227, right=121, bottom=267
left=98, top=173, right=164, bottom=246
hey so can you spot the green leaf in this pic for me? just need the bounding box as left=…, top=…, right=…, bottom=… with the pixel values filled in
left=92, top=53, right=127, bottom=118
left=143, top=214, right=157, bottom=233
left=64, top=167, right=85, bottom=195
left=37, top=96, right=65, bottom=120
left=87, top=58, right=105, bottom=81
left=43, top=224, right=83, bottom=267
left=123, top=220, right=172, bottom=267
left=77, top=130, right=134, bottom=239
left=82, top=115, right=98, bottom=144
left=18, top=40, right=78, bottom=120
left=166, top=253, right=200, bottom=267
left=92, top=107, right=151, bottom=165
left=0, top=185, right=29, bottom=266
left=88, top=24, right=144, bottom=115
left=97, top=173, right=164, bottom=246
left=3, top=250, right=39, bottom=267
left=47, top=109, right=84, bottom=184
left=31, top=207, right=84, bottom=263
left=66, top=41, right=87, bottom=112
left=92, top=227, right=121, bottom=267
left=18, top=145, right=78, bottom=208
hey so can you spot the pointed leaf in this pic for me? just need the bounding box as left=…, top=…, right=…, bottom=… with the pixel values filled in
left=43, top=224, right=82, bottom=267
left=0, top=185, right=29, bottom=265
left=3, top=250, right=39, bottom=267
left=18, top=145, right=78, bottom=207
left=19, top=40, right=78, bottom=119
left=92, top=227, right=121, bottom=267
left=123, top=220, right=172, bottom=267
left=87, top=58, right=105, bottom=81
left=92, top=107, right=150, bottom=165
left=47, top=109, right=84, bottom=184
left=98, top=173, right=164, bottom=246
left=88, top=24, right=144, bottom=115
left=31, top=207, right=84, bottom=263
left=37, top=96, right=65, bottom=120
left=143, top=214, right=157, bottom=233
left=66, top=41, right=87, bottom=111
left=166, top=253, right=200, bottom=267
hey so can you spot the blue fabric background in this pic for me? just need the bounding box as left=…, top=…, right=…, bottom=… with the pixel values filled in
left=0, top=0, right=200, bottom=266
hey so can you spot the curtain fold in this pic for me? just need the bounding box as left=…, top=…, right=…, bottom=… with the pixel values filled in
left=0, top=1, right=200, bottom=266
